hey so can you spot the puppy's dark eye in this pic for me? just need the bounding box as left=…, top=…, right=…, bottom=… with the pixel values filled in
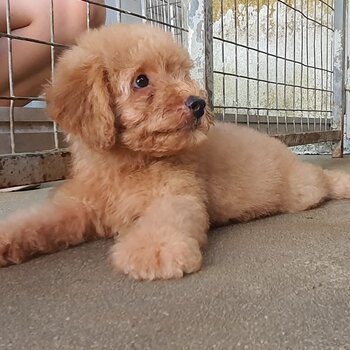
left=134, top=75, right=149, bottom=88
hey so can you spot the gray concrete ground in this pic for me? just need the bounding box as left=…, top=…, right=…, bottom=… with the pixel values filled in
left=0, top=155, right=350, bottom=350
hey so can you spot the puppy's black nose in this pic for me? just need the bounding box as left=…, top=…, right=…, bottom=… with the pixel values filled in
left=185, top=96, right=206, bottom=119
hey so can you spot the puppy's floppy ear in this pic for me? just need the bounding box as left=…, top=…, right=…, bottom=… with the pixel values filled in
left=46, top=47, right=117, bottom=150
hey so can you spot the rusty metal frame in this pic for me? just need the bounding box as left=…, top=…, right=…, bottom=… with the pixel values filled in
left=0, top=150, right=70, bottom=189
left=275, top=130, right=341, bottom=147
left=2, top=127, right=342, bottom=189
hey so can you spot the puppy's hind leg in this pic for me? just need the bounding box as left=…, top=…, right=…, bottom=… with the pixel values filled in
left=283, top=161, right=350, bottom=213
left=323, top=169, right=350, bottom=200
left=0, top=196, right=97, bottom=266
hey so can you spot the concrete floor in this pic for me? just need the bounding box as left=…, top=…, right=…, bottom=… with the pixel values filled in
left=0, top=156, right=350, bottom=350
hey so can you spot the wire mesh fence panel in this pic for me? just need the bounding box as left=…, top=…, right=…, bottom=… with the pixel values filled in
left=0, top=0, right=187, bottom=155
left=212, top=0, right=339, bottom=142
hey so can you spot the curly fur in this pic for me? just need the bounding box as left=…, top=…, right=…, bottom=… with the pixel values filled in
left=1, top=24, right=350, bottom=280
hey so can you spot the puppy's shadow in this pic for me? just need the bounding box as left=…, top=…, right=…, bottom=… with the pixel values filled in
left=203, top=213, right=294, bottom=268
left=204, top=222, right=243, bottom=267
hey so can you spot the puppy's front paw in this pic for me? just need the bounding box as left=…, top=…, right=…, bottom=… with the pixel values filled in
left=0, top=225, right=24, bottom=267
left=0, top=237, right=11, bottom=267
left=111, top=235, right=203, bottom=280
left=0, top=229, right=22, bottom=267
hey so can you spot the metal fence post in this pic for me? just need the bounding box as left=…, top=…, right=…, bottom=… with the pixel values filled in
left=345, top=0, right=350, bottom=154
left=332, top=0, right=346, bottom=158
left=187, top=0, right=213, bottom=108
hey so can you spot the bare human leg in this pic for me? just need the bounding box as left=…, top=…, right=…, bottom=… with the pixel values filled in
left=0, top=0, right=106, bottom=107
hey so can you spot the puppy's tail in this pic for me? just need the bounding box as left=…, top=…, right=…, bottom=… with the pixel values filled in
left=324, top=169, right=350, bottom=199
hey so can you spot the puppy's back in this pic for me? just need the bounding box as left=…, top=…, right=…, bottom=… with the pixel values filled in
left=194, top=123, right=296, bottom=223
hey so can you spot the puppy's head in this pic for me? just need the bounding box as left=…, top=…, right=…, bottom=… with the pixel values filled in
left=46, top=24, right=213, bottom=156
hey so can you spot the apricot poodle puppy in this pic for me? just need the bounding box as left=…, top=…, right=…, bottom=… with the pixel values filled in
left=1, top=24, right=350, bottom=280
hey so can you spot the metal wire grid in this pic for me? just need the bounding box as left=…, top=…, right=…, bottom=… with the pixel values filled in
left=0, top=0, right=187, bottom=155
left=212, top=0, right=335, bottom=135
left=87, top=0, right=187, bottom=40
left=0, top=0, right=343, bottom=157
left=145, top=0, right=186, bottom=41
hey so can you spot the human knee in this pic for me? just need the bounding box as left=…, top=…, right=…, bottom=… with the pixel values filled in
left=88, top=1, right=107, bottom=29
left=53, top=0, right=106, bottom=44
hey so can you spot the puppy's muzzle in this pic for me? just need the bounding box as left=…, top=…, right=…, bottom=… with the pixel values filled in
left=185, top=96, right=206, bottom=120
